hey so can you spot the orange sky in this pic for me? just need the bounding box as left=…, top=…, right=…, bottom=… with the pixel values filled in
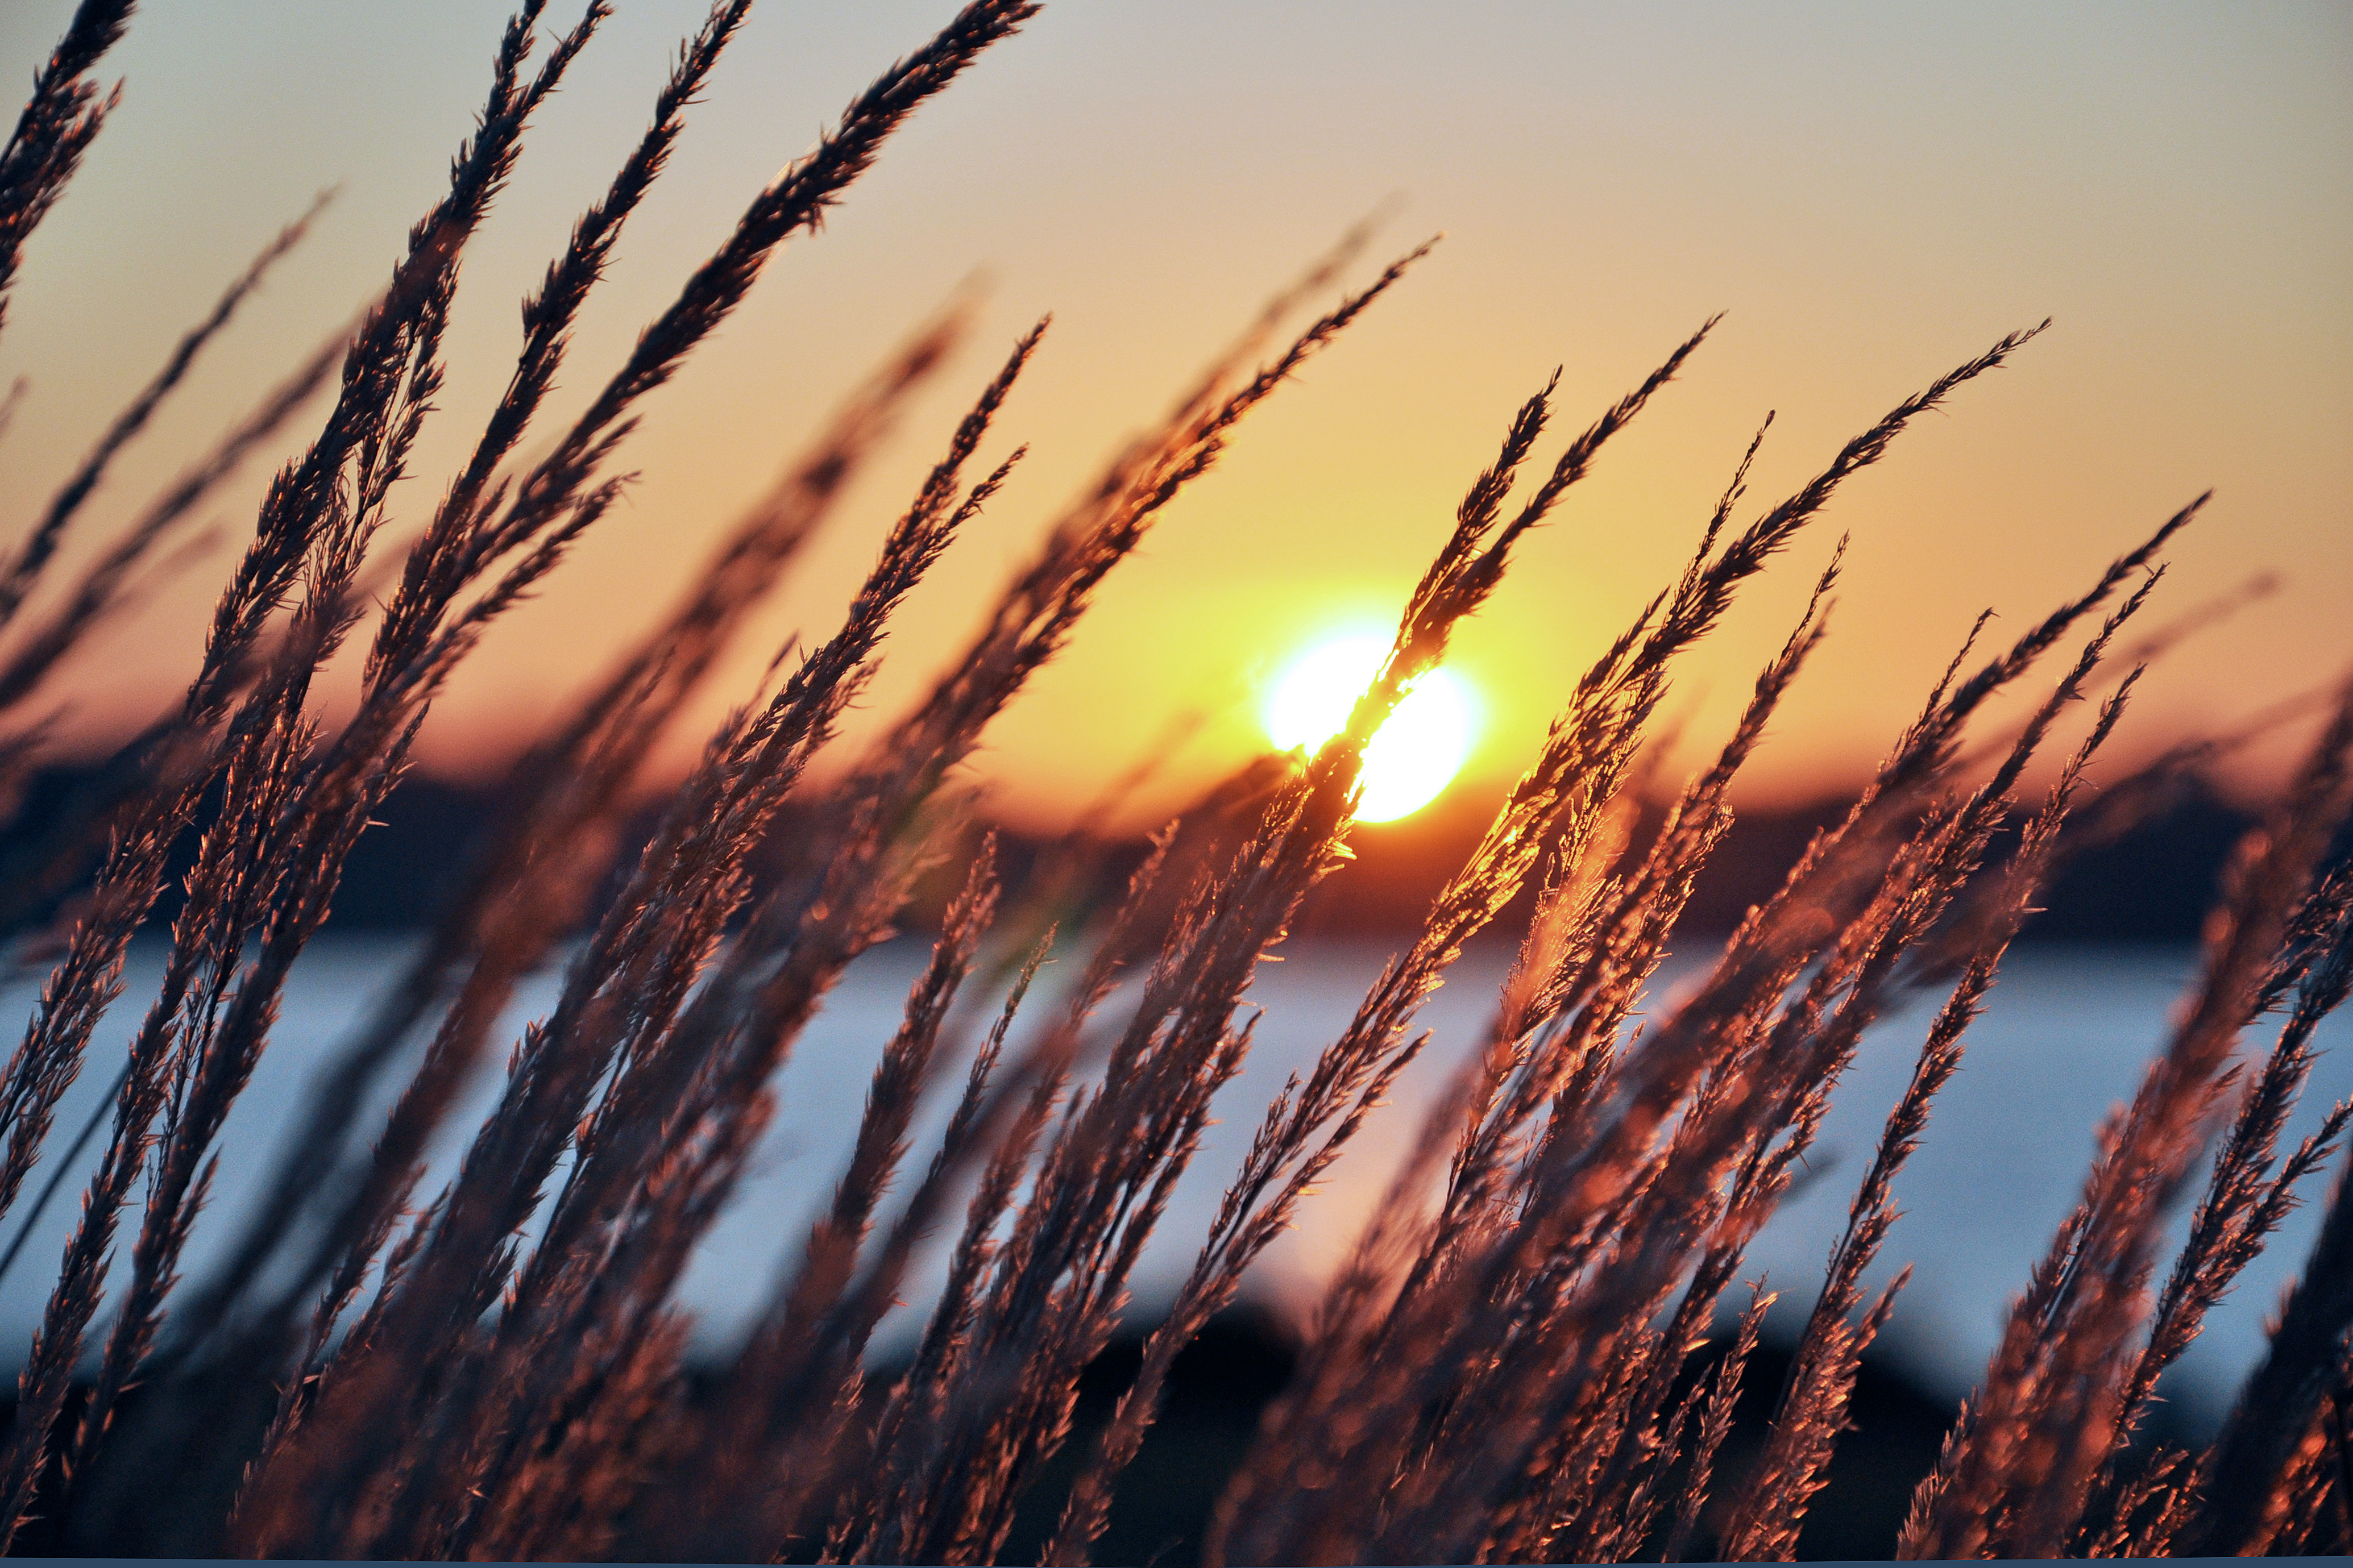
left=2, top=1, right=2347, bottom=828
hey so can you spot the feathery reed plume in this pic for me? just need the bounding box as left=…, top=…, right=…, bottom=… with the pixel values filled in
left=220, top=326, right=1006, bottom=1555
left=663, top=755, right=1288, bottom=1566
left=849, top=321, right=1709, bottom=1568
left=0, top=3, right=625, bottom=1542
left=1042, top=325, right=1722, bottom=1567
left=173, top=304, right=998, bottom=1395
left=40, top=311, right=992, bottom=1557
left=0, top=10, right=609, bottom=1539
left=136, top=0, right=800, bottom=1363
left=2076, top=861, right=2353, bottom=1536
left=0, top=0, right=135, bottom=344
left=570, top=237, right=1418, bottom=1309
left=630, top=845, right=1007, bottom=1563
left=2173, top=767, right=2353, bottom=1555
left=861, top=235, right=1425, bottom=838
left=162, top=45, right=1066, bottom=1461
left=1661, top=1285, right=1774, bottom=1562
left=435, top=246, right=1433, bottom=1568
left=33, top=0, right=620, bottom=1494
left=391, top=0, right=1044, bottom=668
left=0, top=313, right=351, bottom=978
left=1907, top=675, right=2353, bottom=1559
left=86, top=19, right=1049, bottom=1517
left=363, top=0, right=757, bottom=693
left=1719, top=672, right=2142, bottom=1563
left=1210, top=323, right=2059, bottom=1568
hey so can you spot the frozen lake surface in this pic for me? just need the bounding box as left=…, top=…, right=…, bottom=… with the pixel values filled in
left=2, top=933, right=2346, bottom=1431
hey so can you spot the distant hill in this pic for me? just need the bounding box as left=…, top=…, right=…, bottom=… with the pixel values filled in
left=0, top=763, right=2285, bottom=943
left=1285, top=777, right=2276, bottom=944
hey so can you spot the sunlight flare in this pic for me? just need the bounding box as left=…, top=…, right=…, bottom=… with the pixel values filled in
left=1261, top=633, right=1477, bottom=822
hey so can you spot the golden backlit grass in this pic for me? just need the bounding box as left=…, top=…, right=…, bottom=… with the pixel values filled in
left=0, top=2, right=2348, bottom=1561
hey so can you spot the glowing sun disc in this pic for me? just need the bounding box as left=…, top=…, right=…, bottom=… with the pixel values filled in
left=1262, top=634, right=1476, bottom=822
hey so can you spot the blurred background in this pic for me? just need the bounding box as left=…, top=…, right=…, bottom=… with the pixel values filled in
left=0, top=3, right=2348, bottom=1557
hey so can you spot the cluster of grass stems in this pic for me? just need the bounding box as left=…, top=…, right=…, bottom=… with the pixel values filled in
left=0, top=2, right=2347, bottom=1559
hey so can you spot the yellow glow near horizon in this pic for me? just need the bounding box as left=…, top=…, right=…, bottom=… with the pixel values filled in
left=1263, top=634, right=1477, bottom=823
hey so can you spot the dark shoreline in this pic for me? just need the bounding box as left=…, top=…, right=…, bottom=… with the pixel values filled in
left=0, top=763, right=2276, bottom=944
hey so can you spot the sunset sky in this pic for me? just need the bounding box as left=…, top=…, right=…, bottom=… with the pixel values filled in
left=1, top=1, right=2346, bottom=828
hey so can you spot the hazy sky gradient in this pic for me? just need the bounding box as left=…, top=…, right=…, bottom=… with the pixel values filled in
left=2, top=1, right=2346, bottom=823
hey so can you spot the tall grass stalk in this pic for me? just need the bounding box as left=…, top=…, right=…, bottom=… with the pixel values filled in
left=0, top=3, right=2346, bottom=1561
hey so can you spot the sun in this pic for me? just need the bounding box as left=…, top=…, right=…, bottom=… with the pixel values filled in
left=1262, top=633, right=1478, bottom=823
